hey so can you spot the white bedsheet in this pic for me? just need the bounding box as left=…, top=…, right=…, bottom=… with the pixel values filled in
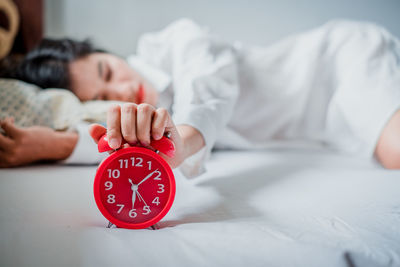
left=1, top=148, right=399, bottom=267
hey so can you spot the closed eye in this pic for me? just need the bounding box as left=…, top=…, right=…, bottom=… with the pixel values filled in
left=105, top=64, right=113, bottom=82
left=91, top=94, right=100, bottom=101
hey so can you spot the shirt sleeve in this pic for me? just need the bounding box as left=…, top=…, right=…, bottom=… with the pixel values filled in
left=136, top=19, right=240, bottom=178
left=62, top=122, right=107, bottom=165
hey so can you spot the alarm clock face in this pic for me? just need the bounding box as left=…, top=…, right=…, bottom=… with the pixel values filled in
left=94, top=147, right=175, bottom=229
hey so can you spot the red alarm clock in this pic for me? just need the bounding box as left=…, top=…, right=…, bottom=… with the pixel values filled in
left=93, top=134, right=176, bottom=229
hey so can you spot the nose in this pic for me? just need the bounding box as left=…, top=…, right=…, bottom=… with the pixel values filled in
left=105, top=82, right=136, bottom=102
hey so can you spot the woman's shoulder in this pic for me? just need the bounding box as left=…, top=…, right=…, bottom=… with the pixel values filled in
left=138, top=18, right=208, bottom=45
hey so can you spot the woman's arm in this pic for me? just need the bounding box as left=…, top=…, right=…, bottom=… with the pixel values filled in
left=0, top=118, right=78, bottom=167
left=176, top=124, right=205, bottom=160
left=137, top=19, right=239, bottom=174
left=375, top=109, right=400, bottom=169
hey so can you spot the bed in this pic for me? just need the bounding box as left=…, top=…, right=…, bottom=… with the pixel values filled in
left=1, top=147, right=399, bottom=267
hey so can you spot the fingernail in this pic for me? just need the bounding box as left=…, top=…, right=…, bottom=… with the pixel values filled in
left=109, top=138, right=119, bottom=149
left=153, top=134, right=161, bottom=140
left=128, top=141, right=138, bottom=146
left=141, top=141, right=149, bottom=147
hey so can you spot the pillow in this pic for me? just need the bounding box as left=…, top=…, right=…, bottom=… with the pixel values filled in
left=0, top=78, right=122, bottom=130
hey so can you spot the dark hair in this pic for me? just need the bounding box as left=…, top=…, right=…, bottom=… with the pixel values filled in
left=9, top=38, right=103, bottom=89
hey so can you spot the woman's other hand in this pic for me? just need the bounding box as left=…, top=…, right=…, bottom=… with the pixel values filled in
left=0, top=118, right=78, bottom=167
left=89, top=103, right=189, bottom=168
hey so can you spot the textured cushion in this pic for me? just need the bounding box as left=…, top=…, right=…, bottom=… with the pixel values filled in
left=0, top=78, right=121, bottom=130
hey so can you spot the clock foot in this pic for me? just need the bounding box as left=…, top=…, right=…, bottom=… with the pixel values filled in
left=107, top=221, right=114, bottom=228
left=149, top=224, right=160, bottom=230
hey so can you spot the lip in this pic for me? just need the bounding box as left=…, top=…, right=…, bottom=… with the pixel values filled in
left=137, top=83, right=144, bottom=104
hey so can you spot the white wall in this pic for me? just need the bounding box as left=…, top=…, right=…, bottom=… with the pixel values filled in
left=45, top=0, right=400, bottom=57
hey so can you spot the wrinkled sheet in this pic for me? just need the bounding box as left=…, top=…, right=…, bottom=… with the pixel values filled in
left=1, top=148, right=399, bottom=267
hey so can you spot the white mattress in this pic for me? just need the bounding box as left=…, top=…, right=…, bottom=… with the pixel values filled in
left=1, top=148, right=399, bottom=267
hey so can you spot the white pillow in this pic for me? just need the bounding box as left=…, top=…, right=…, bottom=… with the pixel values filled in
left=0, top=78, right=122, bottom=130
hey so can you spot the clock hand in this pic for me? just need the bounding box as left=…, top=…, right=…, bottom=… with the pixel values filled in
left=137, top=169, right=159, bottom=187
left=136, top=190, right=148, bottom=207
left=131, top=190, right=137, bottom=209
left=128, top=179, right=140, bottom=208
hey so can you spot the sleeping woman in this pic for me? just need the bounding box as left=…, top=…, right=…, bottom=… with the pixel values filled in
left=1, top=19, right=400, bottom=175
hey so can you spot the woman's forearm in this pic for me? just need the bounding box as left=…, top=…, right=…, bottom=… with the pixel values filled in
left=45, top=130, right=79, bottom=161
left=176, top=125, right=205, bottom=159
left=0, top=121, right=80, bottom=167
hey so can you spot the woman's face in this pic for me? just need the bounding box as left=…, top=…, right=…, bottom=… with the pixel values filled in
left=68, top=52, right=158, bottom=105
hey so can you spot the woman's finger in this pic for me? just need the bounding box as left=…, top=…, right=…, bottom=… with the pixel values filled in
left=0, top=133, right=13, bottom=151
left=152, top=108, right=169, bottom=140
left=120, top=103, right=137, bottom=144
left=0, top=152, right=8, bottom=167
left=136, top=103, right=155, bottom=145
left=106, top=104, right=122, bottom=149
left=0, top=118, right=21, bottom=138
left=88, top=123, right=107, bottom=144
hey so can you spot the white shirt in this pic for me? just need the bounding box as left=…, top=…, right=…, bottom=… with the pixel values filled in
left=67, top=18, right=400, bottom=177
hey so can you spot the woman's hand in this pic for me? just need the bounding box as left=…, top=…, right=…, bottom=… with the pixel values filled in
left=0, top=118, right=78, bottom=167
left=89, top=103, right=188, bottom=168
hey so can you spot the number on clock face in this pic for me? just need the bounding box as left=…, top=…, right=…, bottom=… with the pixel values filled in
left=99, top=152, right=171, bottom=224
left=118, top=157, right=144, bottom=169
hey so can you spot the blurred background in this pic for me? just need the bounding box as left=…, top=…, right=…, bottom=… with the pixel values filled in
left=1, top=0, right=400, bottom=58
left=45, top=0, right=400, bottom=56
